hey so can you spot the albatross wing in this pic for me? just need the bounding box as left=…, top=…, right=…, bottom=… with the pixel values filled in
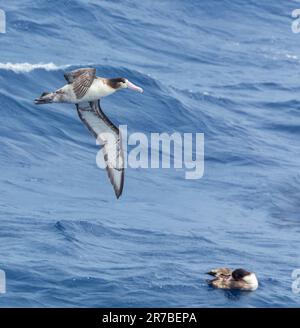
left=64, top=68, right=96, bottom=99
left=76, top=100, right=124, bottom=198
left=207, top=268, right=232, bottom=277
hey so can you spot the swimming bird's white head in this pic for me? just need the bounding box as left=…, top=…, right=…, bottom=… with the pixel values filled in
left=107, top=78, right=144, bottom=93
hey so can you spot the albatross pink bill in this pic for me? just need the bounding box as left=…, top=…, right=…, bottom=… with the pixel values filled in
left=126, top=80, right=144, bottom=93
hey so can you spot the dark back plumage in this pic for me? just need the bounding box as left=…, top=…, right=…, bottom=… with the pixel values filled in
left=232, top=268, right=250, bottom=281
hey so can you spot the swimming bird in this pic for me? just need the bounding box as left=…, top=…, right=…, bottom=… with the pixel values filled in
left=207, top=268, right=258, bottom=291
left=34, top=67, right=143, bottom=199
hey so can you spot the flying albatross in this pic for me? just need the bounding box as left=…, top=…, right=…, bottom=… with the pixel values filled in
left=34, top=67, right=143, bottom=199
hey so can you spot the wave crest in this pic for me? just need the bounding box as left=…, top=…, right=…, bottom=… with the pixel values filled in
left=0, top=62, right=69, bottom=73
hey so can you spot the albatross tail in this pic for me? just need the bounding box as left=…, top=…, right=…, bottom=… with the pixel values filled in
left=34, top=92, right=57, bottom=105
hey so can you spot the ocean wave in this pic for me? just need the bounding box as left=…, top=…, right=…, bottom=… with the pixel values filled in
left=0, top=62, right=69, bottom=73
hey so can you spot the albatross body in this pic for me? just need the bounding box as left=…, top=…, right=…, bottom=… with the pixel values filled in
left=54, top=78, right=118, bottom=103
left=35, top=67, right=143, bottom=199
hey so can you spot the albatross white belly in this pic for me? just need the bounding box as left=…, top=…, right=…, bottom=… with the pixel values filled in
left=58, top=79, right=116, bottom=104
left=78, top=79, right=116, bottom=103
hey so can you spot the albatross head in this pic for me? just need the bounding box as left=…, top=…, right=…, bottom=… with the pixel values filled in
left=108, top=78, right=143, bottom=93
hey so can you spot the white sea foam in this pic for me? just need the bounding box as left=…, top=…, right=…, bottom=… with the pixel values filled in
left=0, top=62, right=70, bottom=73
left=286, top=54, right=298, bottom=60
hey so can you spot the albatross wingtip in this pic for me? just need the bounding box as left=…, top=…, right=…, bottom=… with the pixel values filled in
left=115, top=188, right=123, bottom=199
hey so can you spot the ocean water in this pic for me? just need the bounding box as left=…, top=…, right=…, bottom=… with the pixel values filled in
left=0, top=0, right=300, bottom=307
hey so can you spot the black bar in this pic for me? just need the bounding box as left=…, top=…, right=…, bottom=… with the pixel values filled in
left=0, top=308, right=298, bottom=326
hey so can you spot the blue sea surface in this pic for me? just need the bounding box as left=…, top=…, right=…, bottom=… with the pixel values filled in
left=0, top=0, right=300, bottom=307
